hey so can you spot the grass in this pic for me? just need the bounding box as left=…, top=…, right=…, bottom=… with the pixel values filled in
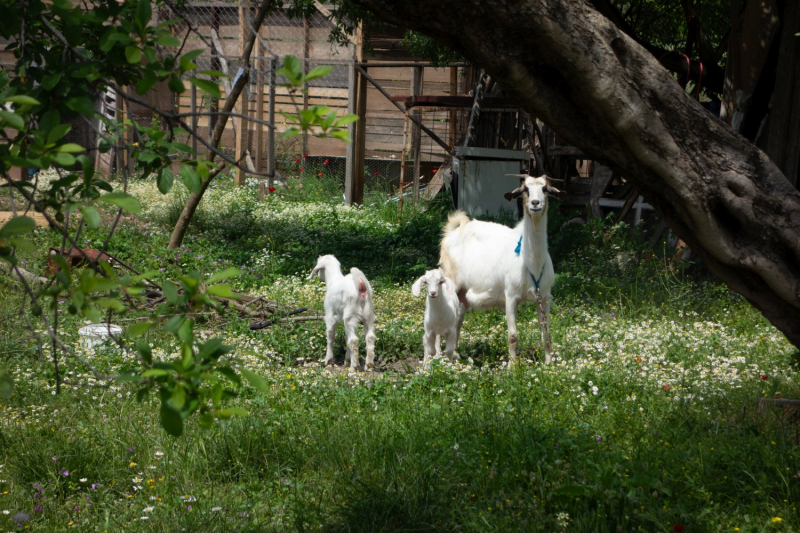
left=1, top=171, right=799, bottom=531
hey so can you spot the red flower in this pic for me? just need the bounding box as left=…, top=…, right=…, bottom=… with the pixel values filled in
left=317, top=173, right=323, bottom=177
left=636, top=357, right=642, bottom=363
left=268, top=186, right=276, bottom=192
left=302, top=153, right=308, bottom=158
left=644, top=253, right=653, bottom=260
left=299, top=168, right=303, bottom=172
left=674, top=526, right=685, bottom=532
left=295, top=158, right=300, bottom=162
left=761, top=374, right=769, bottom=380
left=663, top=384, right=670, bottom=390
left=432, top=169, right=437, bottom=173
left=323, top=159, right=329, bottom=165
left=374, top=171, right=379, bottom=175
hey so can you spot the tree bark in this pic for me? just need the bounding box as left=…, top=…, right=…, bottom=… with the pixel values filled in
left=349, top=0, right=800, bottom=348
left=167, top=0, right=275, bottom=250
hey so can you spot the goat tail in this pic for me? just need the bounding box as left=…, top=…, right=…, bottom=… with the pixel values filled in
left=439, top=211, right=469, bottom=285
left=442, top=210, right=469, bottom=237
left=350, top=267, right=372, bottom=309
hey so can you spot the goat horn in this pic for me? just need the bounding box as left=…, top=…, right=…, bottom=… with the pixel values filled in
left=504, top=173, right=532, bottom=178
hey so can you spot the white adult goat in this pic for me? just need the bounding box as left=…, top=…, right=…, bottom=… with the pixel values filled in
left=439, top=175, right=557, bottom=363
left=307, top=255, right=377, bottom=371
left=411, top=268, right=462, bottom=368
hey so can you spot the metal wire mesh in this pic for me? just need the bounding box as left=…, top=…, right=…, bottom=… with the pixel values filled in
left=96, top=1, right=476, bottom=198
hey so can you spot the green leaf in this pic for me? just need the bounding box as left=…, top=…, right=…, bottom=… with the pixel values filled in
left=128, top=322, right=154, bottom=339
left=41, top=74, right=62, bottom=91
left=47, top=123, right=72, bottom=145
left=189, top=78, right=221, bottom=100
left=206, top=267, right=242, bottom=284
left=196, top=70, right=228, bottom=78
left=302, top=65, right=333, bottom=83
left=125, top=46, right=142, bottom=64
left=157, top=167, right=174, bottom=194
left=58, top=143, right=85, bottom=153
left=135, top=0, right=152, bottom=31
left=162, top=281, right=178, bottom=304
left=0, top=110, right=25, bottom=130
left=216, top=407, right=248, bottom=419
left=51, top=152, right=77, bottom=167
left=282, top=55, right=302, bottom=80
left=5, top=95, right=40, bottom=105
left=156, top=34, right=181, bottom=47
left=65, top=97, right=95, bottom=116
left=97, top=192, right=142, bottom=214
left=180, top=165, right=201, bottom=194
left=95, top=298, right=125, bottom=311
left=168, top=75, right=185, bottom=94
left=80, top=206, right=101, bottom=228
left=179, top=49, right=203, bottom=71
left=163, top=315, right=185, bottom=334
left=134, top=340, right=153, bottom=364
left=199, top=412, right=214, bottom=429
left=197, top=160, right=208, bottom=181
left=206, top=284, right=236, bottom=299
left=329, top=129, right=352, bottom=142
left=0, top=368, right=15, bottom=398
left=171, top=384, right=186, bottom=409
left=136, top=77, right=158, bottom=95
left=198, top=338, right=228, bottom=360
left=239, top=368, right=270, bottom=394
left=142, top=368, right=171, bottom=377
left=160, top=403, right=183, bottom=436
left=335, top=114, right=360, bottom=127
left=0, top=216, right=35, bottom=238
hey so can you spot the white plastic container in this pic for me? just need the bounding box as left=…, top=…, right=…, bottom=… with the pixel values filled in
left=78, top=324, right=123, bottom=348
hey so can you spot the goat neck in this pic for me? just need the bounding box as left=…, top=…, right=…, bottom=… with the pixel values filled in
left=520, top=203, right=548, bottom=274
left=322, top=261, right=345, bottom=284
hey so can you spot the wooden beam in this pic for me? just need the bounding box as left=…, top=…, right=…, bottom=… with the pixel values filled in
left=348, top=26, right=366, bottom=205
left=302, top=16, right=310, bottom=156
left=410, top=66, right=423, bottom=204
left=255, top=37, right=265, bottom=173
left=355, top=64, right=451, bottom=153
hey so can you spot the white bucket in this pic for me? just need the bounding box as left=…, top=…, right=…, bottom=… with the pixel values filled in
left=78, top=324, right=123, bottom=348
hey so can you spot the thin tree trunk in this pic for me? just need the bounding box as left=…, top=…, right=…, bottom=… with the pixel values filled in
left=351, top=0, right=800, bottom=348
left=168, top=0, right=275, bottom=250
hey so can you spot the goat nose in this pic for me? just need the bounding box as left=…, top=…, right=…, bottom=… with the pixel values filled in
left=430, top=291, right=437, bottom=297
left=531, top=199, right=540, bottom=207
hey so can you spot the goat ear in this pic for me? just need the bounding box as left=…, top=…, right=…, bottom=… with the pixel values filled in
left=411, top=276, right=426, bottom=296
left=307, top=264, right=323, bottom=280
left=444, top=278, right=455, bottom=295
left=504, top=186, right=527, bottom=202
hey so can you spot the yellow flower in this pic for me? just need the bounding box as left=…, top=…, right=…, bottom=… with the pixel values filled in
left=772, top=517, right=783, bottom=523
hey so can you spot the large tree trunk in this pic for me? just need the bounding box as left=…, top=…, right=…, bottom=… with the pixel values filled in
left=350, top=0, right=800, bottom=348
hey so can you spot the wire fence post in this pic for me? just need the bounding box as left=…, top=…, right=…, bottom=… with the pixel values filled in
left=268, top=56, right=276, bottom=189
left=345, top=51, right=356, bottom=205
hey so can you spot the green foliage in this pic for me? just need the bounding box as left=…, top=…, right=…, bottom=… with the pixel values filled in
left=0, top=0, right=357, bottom=438
left=278, top=55, right=359, bottom=141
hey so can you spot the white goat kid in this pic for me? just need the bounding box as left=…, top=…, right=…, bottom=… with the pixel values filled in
left=411, top=269, right=461, bottom=368
left=439, top=175, right=557, bottom=363
left=307, top=255, right=377, bottom=371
